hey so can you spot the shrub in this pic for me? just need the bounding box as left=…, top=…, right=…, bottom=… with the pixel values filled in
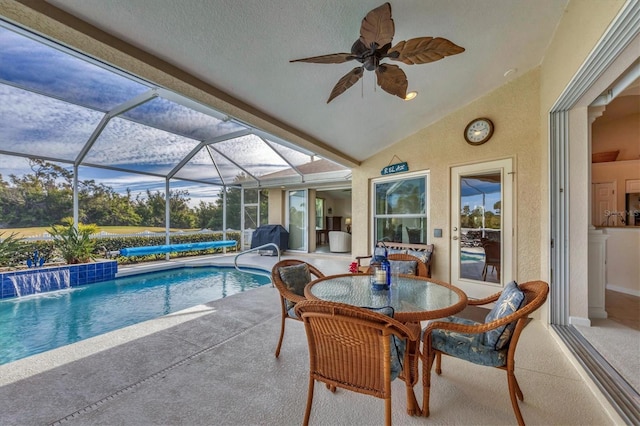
left=0, top=232, right=25, bottom=267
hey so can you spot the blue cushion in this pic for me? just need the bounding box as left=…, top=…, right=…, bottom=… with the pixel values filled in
left=389, top=260, right=417, bottom=275
left=388, top=248, right=406, bottom=255
left=278, top=263, right=311, bottom=297
left=431, top=317, right=508, bottom=367
left=406, top=249, right=431, bottom=265
left=484, top=281, right=525, bottom=350
left=365, top=306, right=405, bottom=381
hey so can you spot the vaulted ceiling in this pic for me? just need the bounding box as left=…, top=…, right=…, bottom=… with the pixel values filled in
left=32, top=0, right=569, bottom=166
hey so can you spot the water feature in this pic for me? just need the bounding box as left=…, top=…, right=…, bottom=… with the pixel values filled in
left=0, top=266, right=270, bottom=364
left=8, top=268, right=70, bottom=297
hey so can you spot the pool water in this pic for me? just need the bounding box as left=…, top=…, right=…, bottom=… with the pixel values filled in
left=0, top=266, right=270, bottom=365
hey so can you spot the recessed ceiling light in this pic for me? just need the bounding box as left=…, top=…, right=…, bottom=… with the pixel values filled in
left=504, top=68, right=517, bottom=78
left=404, top=91, right=418, bottom=101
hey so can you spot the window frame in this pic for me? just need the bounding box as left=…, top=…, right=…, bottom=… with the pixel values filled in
left=371, top=170, right=430, bottom=245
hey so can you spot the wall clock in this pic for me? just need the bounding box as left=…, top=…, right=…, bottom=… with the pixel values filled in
left=464, top=118, right=494, bottom=145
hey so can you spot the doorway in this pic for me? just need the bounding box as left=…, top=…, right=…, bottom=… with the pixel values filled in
left=450, top=159, right=514, bottom=300
left=287, top=190, right=307, bottom=252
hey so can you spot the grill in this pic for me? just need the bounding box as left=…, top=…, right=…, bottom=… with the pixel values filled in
left=250, top=224, right=289, bottom=256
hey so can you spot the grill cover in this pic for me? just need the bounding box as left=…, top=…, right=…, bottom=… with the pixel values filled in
left=251, top=224, right=289, bottom=255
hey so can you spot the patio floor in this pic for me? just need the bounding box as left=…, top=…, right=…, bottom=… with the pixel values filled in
left=0, top=252, right=618, bottom=425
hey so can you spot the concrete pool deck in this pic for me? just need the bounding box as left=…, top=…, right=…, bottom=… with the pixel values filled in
left=0, top=252, right=620, bottom=425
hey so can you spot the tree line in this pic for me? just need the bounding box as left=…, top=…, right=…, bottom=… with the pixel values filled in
left=0, top=159, right=268, bottom=230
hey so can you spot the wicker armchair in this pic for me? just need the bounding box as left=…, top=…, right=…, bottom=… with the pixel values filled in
left=365, top=253, right=429, bottom=277
left=270, top=259, right=325, bottom=358
left=481, top=239, right=501, bottom=281
left=294, top=300, right=421, bottom=426
left=420, top=280, right=549, bottom=425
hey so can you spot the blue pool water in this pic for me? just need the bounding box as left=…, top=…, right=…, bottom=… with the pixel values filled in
left=461, top=251, right=484, bottom=262
left=0, top=266, right=270, bottom=365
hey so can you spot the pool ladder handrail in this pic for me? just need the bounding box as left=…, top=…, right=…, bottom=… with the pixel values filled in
left=234, top=243, right=280, bottom=283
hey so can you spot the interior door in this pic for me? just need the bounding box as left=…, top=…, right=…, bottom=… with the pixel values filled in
left=287, top=189, right=308, bottom=252
left=450, top=159, right=513, bottom=299
left=592, top=182, right=616, bottom=226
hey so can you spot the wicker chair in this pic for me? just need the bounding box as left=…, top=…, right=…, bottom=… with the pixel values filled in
left=365, top=253, right=429, bottom=277
left=481, top=239, right=501, bottom=281
left=271, top=259, right=325, bottom=358
left=294, top=300, right=421, bottom=426
left=419, top=280, right=549, bottom=425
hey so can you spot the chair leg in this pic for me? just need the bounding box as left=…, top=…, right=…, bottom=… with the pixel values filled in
left=421, top=350, right=436, bottom=417
left=302, top=377, right=315, bottom=426
left=435, top=351, right=443, bottom=375
left=507, top=371, right=525, bottom=426
left=384, top=396, right=392, bottom=426
left=275, top=311, right=287, bottom=358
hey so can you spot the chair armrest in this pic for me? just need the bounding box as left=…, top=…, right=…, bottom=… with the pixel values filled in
left=422, top=308, right=528, bottom=342
left=355, top=255, right=372, bottom=267
left=467, top=291, right=501, bottom=306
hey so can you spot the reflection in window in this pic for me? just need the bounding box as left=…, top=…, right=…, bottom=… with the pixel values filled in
left=373, top=174, right=429, bottom=244
left=315, top=198, right=324, bottom=229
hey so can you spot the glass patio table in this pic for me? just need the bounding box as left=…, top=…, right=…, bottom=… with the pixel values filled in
left=304, top=273, right=468, bottom=416
left=304, top=273, right=468, bottom=323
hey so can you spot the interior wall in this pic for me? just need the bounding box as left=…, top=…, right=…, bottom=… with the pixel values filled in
left=592, top=160, right=640, bottom=218
left=593, top=109, right=640, bottom=159
left=353, top=68, right=542, bottom=284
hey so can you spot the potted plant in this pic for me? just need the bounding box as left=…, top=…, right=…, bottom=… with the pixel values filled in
left=49, top=219, right=99, bottom=264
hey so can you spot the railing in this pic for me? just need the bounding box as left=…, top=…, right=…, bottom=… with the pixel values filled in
left=233, top=243, right=280, bottom=283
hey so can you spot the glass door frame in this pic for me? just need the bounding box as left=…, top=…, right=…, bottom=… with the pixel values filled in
left=286, top=189, right=308, bottom=252
left=450, top=158, right=514, bottom=299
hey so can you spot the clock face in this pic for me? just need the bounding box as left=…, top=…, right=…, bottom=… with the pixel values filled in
left=464, top=118, right=494, bottom=145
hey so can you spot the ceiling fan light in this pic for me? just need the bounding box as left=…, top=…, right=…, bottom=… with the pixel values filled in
left=404, top=91, right=418, bottom=101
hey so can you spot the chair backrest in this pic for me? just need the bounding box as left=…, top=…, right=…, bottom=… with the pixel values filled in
left=481, top=240, right=501, bottom=264
left=271, top=259, right=325, bottom=304
left=294, top=300, right=418, bottom=398
left=365, top=253, right=428, bottom=277
left=389, top=253, right=428, bottom=277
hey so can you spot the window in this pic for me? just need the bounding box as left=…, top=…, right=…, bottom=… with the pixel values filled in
left=315, top=198, right=324, bottom=229
left=372, top=172, right=429, bottom=245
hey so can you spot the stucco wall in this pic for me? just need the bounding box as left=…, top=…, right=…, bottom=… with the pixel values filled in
left=353, top=69, right=542, bottom=283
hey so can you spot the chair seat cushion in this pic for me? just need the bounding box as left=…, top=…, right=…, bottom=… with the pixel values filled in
left=484, top=281, right=525, bottom=350
left=431, top=316, right=508, bottom=367
left=278, top=263, right=311, bottom=297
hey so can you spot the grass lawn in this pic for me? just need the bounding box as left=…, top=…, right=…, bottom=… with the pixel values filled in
left=1, top=226, right=201, bottom=238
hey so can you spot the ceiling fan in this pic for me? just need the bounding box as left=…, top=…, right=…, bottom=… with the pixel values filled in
left=290, top=2, right=465, bottom=103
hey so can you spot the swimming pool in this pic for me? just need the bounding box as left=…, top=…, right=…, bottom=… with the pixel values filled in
left=0, top=266, right=270, bottom=365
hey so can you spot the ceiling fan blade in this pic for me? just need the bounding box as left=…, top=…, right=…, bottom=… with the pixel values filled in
left=388, top=37, right=465, bottom=65
left=359, top=2, right=394, bottom=49
left=290, top=53, right=354, bottom=64
left=327, top=67, right=364, bottom=103
left=375, top=64, right=407, bottom=99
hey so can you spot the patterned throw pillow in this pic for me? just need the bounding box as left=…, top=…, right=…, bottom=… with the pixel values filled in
left=484, top=281, right=525, bottom=350
left=389, top=260, right=418, bottom=275
left=407, top=249, right=431, bottom=265
left=278, top=263, right=311, bottom=297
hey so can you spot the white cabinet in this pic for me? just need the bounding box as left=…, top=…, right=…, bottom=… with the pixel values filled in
left=626, top=179, right=640, bottom=193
